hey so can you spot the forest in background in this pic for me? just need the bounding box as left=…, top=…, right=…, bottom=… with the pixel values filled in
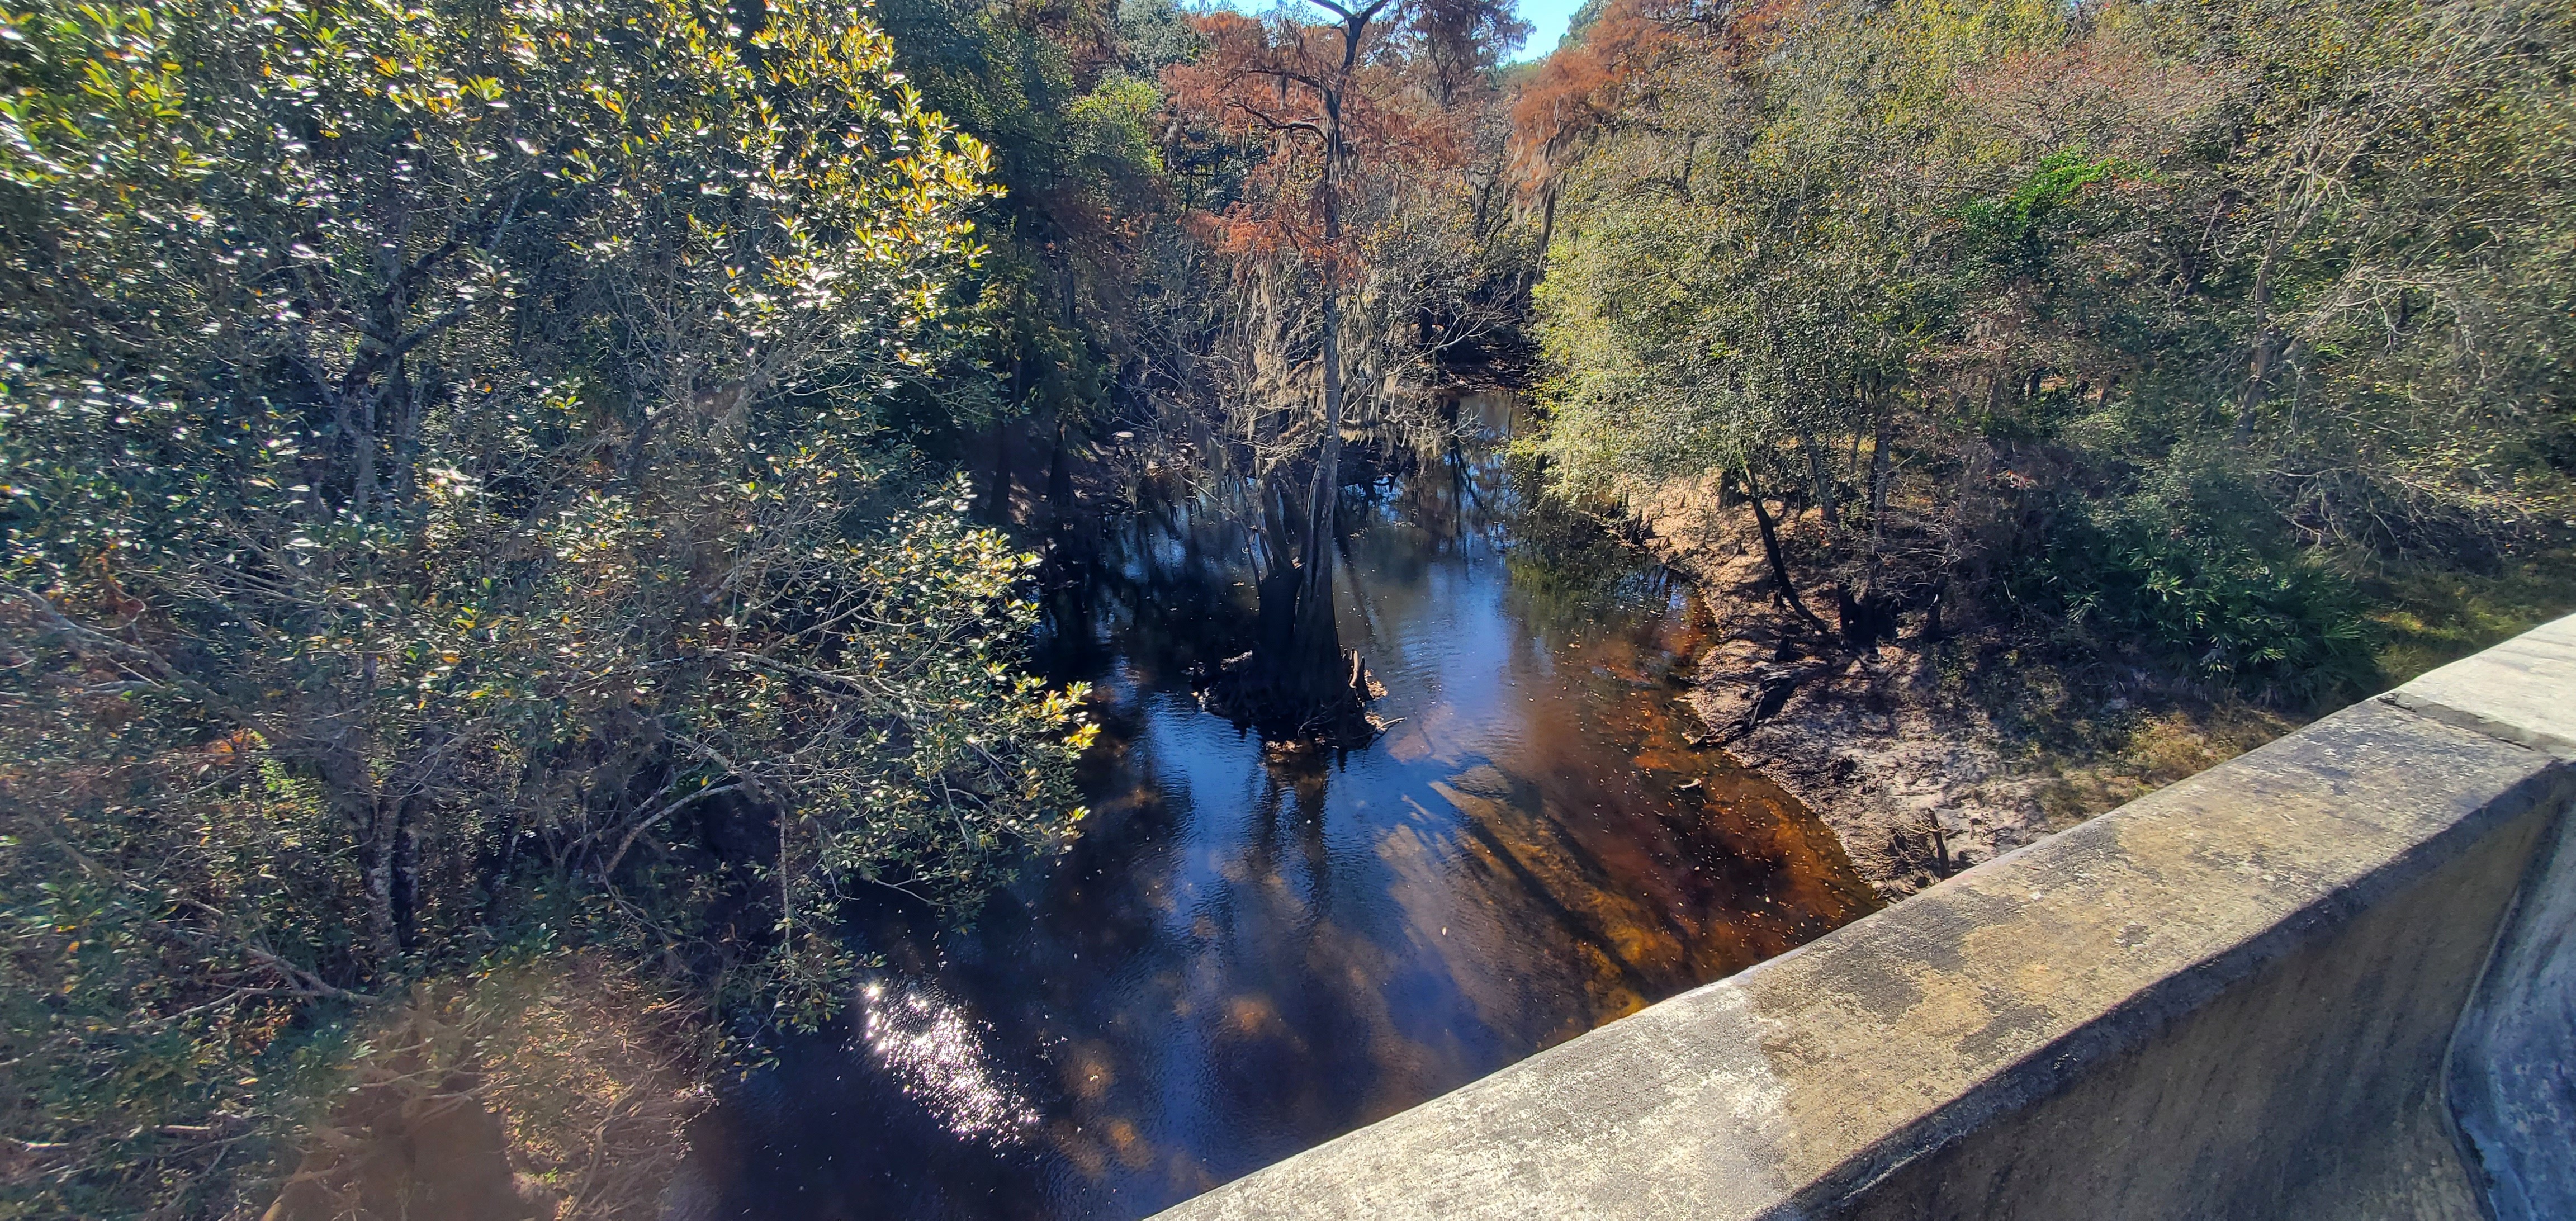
left=1521, top=0, right=2576, bottom=866
left=4, top=0, right=2573, bottom=1210
left=1532, top=0, right=2576, bottom=706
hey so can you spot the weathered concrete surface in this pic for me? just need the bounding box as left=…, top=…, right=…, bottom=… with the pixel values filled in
left=1824, top=779, right=2536, bottom=1221
left=2387, top=614, right=2576, bottom=758
left=2395, top=614, right=2576, bottom=1221
left=2449, top=791, right=2576, bottom=1221
left=1152, top=616, right=2576, bottom=1221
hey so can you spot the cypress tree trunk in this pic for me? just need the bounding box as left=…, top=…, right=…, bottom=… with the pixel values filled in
left=1289, top=93, right=1352, bottom=706
left=1254, top=477, right=1303, bottom=674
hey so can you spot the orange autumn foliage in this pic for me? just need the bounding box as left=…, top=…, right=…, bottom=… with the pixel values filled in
left=1162, top=3, right=1483, bottom=264
left=1508, top=0, right=1797, bottom=209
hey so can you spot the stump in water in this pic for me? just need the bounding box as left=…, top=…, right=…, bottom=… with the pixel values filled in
left=1198, top=647, right=1386, bottom=748
left=1201, top=476, right=1384, bottom=746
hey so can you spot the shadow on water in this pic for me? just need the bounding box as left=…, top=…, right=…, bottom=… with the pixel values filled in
left=675, top=395, right=1882, bottom=1220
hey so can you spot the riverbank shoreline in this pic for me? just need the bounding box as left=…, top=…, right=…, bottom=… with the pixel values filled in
left=1635, top=482, right=2301, bottom=901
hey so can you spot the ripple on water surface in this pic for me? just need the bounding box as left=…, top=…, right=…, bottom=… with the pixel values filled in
left=681, top=396, right=1879, bottom=1220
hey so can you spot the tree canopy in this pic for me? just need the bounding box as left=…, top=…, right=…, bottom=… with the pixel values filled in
left=1532, top=0, right=2576, bottom=694
left=1, top=0, right=1091, bottom=1211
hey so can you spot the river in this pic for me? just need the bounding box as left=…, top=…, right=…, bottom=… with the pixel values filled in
left=673, top=395, right=1879, bottom=1219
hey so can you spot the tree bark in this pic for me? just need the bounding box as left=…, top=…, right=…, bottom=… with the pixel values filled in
left=984, top=345, right=1022, bottom=523
left=1798, top=428, right=1838, bottom=529
left=1046, top=417, right=1073, bottom=529
left=1292, top=258, right=1346, bottom=696
left=1286, top=73, right=1355, bottom=704
left=1744, top=463, right=1831, bottom=637
left=315, top=730, right=401, bottom=971
left=2235, top=255, right=2277, bottom=443
left=1254, top=476, right=1303, bottom=671
left=1867, top=403, right=1892, bottom=525
left=1834, top=399, right=1898, bottom=649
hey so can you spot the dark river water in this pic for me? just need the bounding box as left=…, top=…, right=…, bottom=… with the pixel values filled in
left=677, top=397, right=1879, bottom=1219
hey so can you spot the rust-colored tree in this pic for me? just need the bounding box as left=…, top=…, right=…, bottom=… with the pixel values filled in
left=1507, top=0, right=1787, bottom=255
left=1164, top=0, right=1507, bottom=738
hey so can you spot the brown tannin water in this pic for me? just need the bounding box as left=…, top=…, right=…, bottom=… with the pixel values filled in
left=673, top=395, right=1878, bottom=1219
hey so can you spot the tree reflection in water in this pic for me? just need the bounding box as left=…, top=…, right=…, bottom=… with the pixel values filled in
left=678, top=396, right=1879, bottom=1220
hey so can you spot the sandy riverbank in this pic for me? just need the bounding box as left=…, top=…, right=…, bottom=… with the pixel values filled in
left=1636, top=481, right=2296, bottom=901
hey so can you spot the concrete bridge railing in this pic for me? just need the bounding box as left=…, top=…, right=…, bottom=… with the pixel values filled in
left=1154, top=615, right=2576, bottom=1220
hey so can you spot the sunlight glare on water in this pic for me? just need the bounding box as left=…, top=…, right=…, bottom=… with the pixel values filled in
left=858, top=980, right=1041, bottom=1144
left=678, top=393, right=1879, bottom=1220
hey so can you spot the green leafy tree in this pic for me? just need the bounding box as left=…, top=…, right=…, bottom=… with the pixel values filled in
left=1532, top=0, right=2576, bottom=692
left=0, top=0, right=1089, bottom=1211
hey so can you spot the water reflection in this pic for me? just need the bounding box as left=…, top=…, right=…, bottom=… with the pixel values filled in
left=681, top=395, right=1879, bottom=1219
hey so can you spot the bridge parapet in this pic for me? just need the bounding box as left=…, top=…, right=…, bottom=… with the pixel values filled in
left=1154, top=616, right=2576, bottom=1221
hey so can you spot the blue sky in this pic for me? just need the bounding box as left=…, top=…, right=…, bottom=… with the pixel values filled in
left=1190, top=0, right=1583, bottom=64
left=1509, top=0, right=1588, bottom=62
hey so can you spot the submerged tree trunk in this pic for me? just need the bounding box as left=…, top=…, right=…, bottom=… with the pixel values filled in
left=1289, top=212, right=1349, bottom=704
left=1253, top=477, right=1303, bottom=671
left=1220, top=455, right=1375, bottom=743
